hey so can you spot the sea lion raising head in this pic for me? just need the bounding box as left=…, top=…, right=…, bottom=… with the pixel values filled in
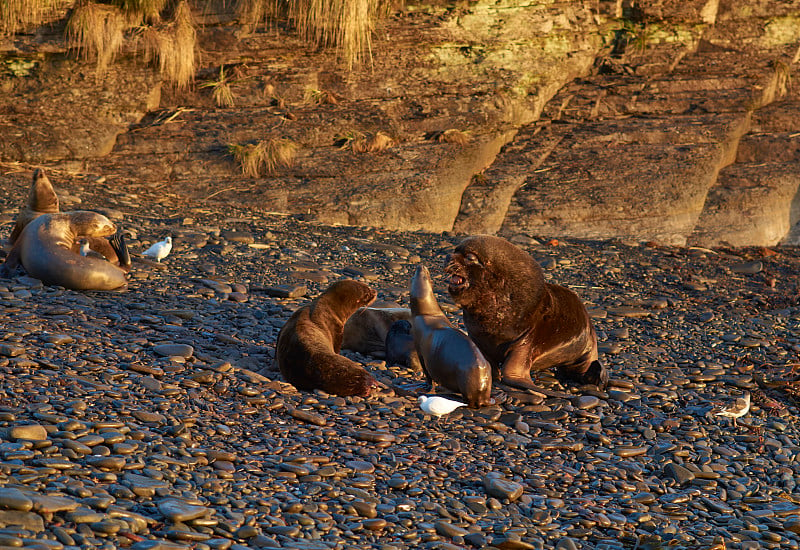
left=277, top=280, right=381, bottom=397
left=10, top=169, right=60, bottom=245
left=4, top=211, right=128, bottom=291
left=410, top=264, right=492, bottom=408
left=446, top=235, right=607, bottom=391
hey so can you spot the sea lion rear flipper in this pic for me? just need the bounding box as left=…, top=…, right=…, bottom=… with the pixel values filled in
left=109, top=230, right=131, bottom=270
left=581, top=360, right=608, bottom=389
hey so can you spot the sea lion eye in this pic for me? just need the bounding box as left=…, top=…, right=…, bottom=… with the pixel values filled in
left=465, top=253, right=480, bottom=264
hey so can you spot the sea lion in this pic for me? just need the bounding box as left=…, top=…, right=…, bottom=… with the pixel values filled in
left=276, top=280, right=380, bottom=397
left=3, top=211, right=128, bottom=291
left=342, top=305, right=412, bottom=357
left=8, top=169, right=131, bottom=271
left=9, top=168, right=60, bottom=245
left=410, top=265, right=492, bottom=408
left=445, top=235, right=607, bottom=393
left=384, top=319, right=422, bottom=371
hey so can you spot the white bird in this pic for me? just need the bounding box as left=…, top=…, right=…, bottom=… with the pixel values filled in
left=79, top=240, right=90, bottom=257
left=712, top=391, right=751, bottom=427
left=142, top=236, right=172, bottom=262
left=419, top=395, right=467, bottom=417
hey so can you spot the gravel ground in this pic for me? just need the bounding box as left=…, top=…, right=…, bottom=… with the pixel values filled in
left=1, top=174, right=800, bottom=550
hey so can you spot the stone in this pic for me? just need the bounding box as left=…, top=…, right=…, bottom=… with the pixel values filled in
left=483, top=477, right=524, bottom=502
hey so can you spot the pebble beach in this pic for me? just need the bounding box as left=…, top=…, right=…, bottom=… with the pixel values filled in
left=1, top=183, right=800, bottom=550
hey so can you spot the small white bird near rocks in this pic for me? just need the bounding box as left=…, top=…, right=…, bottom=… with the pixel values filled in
left=712, top=391, right=751, bottom=427
left=79, top=240, right=90, bottom=257
left=142, top=236, right=172, bottom=262
left=418, top=395, right=467, bottom=417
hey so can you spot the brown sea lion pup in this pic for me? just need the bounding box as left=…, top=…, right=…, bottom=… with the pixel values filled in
left=342, top=305, right=412, bottom=357
left=277, top=280, right=381, bottom=397
left=3, top=211, right=128, bottom=291
left=445, top=235, right=607, bottom=393
left=9, top=168, right=60, bottom=245
left=410, top=265, right=492, bottom=408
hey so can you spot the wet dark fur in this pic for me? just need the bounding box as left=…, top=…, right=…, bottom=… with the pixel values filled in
left=446, top=235, right=607, bottom=390
left=384, top=320, right=421, bottom=371
left=276, top=280, right=379, bottom=396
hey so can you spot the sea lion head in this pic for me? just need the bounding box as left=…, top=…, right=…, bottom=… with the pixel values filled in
left=29, top=169, right=59, bottom=213
left=410, top=264, right=443, bottom=316
left=326, top=279, right=377, bottom=307
left=68, top=211, right=117, bottom=238
left=446, top=235, right=545, bottom=320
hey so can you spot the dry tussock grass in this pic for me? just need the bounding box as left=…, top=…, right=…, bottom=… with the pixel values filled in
left=229, top=138, right=299, bottom=176
left=290, top=0, right=383, bottom=70
left=235, top=0, right=285, bottom=28
left=336, top=130, right=394, bottom=153
left=1, top=0, right=72, bottom=36
left=141, top=0, right=196, bottom=89
left=432, top=129, right=471, bottom=147
left=115, top=0, right=169, bottom=23
left=66, top=1, right=129, bottom=75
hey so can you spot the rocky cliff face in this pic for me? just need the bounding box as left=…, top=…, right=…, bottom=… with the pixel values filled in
left=1, top=0, right=798, bottom=245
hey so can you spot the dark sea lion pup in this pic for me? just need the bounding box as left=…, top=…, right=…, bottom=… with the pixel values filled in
left=384, top=319, right=422, bottom=372
left=276, top=280, right=381, bottom=397
left=410, top=265, right=492, bottom=408
left=3, top=211, right=128, bottom=291
left=445, top=235, right=607, bottom=392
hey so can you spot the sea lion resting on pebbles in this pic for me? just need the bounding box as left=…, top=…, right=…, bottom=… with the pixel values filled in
left=446, top=235, right=607, bottom=393
left=410, top=265, right=492, bottom=408
left=9, top=169, right=130, bottom=270
left=277, top=280, right=381, bottom=397
left=3, top=211, right=128, bottom=291
left=342, top=305, right=411, bottom=357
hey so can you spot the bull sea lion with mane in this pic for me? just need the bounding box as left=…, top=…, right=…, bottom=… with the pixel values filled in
left=446, top=235, right=607, bottom=394
left=277, top=280, right=381, bottom=397
left=3, top=211, right=128, bottom=291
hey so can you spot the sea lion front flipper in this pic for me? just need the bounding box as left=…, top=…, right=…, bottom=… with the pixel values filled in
left=499, top=340, right=570, bottom=399
left=0, top=246, right=22, bottom=278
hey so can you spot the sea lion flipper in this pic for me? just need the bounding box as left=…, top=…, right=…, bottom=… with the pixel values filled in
left=109, top=230, right=132, bottom=269
left=581, top=360, right=608, bottom=389
left=0, top=246, right=22, bottom=277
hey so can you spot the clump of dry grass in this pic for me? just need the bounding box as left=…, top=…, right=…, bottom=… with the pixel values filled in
left=228, top=138, right=299, bottom=177
left=1, top=0, right=72, bottom=36
left=304, top=87, right=339, bottom=105
left=290, top=0, right=383, bottom=70
left=115, top=0, right=169, bottom=23
left=200, top=66, right=237, bottom=107
left=335, top=130, right=394, bottom=153
left=235, top=0, right=285, bottom=29
left=367, top=131, right=394, bottom=152
left=429, top=129, right=471, bottom=147
left=66, top=1, right=128, bottom=75
left=141, top=0, right=197, bottom=89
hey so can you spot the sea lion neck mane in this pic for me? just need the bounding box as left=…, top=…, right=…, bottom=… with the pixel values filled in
left=447, top=235, right=545, bottom=342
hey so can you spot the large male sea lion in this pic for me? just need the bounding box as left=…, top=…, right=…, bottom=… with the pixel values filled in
left=445, top=235, right=607, bottom=392
left=276, top=280, right=380, bottom=397
left=410, top=265, right=492, bottom=408
left=3, top=211, right=128, bottom=291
